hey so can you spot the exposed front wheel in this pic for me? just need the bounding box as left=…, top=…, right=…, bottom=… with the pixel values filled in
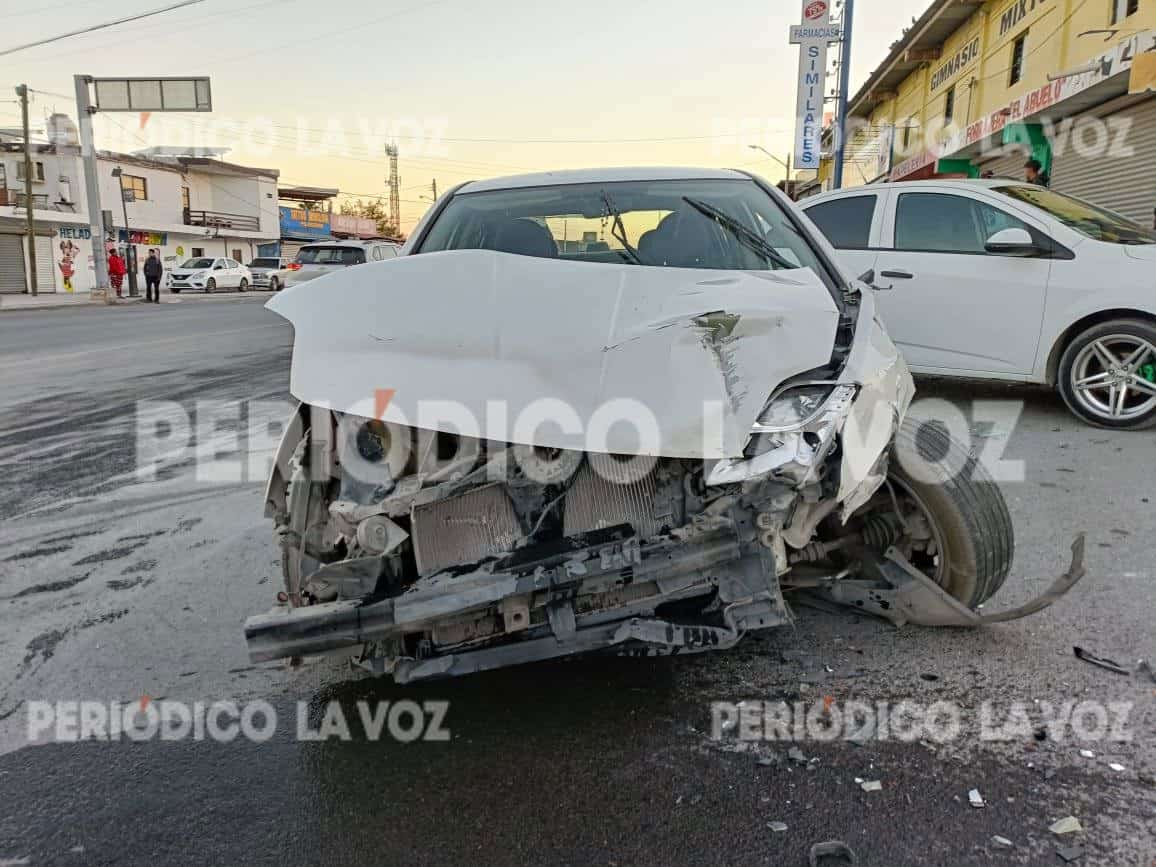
left=239, top=278, right=248, bottom=292
left=206, top=278, right=216, bottom=293
left=884, top=416, right=1015, bottom=609
left=270, top=276, right=280, bottom=291
left=1057, top=319, right=1156, bottom=430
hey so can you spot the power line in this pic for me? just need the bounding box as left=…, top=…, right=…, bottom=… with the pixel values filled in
left=0, top=0, right=208, bottom=58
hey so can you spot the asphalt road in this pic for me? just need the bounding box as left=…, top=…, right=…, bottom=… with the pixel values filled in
left=0, top=299, right=1152, bottom=867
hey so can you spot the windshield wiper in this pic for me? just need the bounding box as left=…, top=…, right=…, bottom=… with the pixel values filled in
left=681, top=197, right=796, bottom=270
left=601, top=191, right=643, bottom=265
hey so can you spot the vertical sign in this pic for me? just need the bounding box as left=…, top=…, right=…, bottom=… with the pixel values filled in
left=789, top=1, right=842, bottom=170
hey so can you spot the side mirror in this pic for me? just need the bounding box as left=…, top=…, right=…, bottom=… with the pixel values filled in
left=985, top=227, right=1040, bottom=256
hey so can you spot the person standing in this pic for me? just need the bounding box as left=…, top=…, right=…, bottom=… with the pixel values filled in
left=1024, top=158, right=1050, bottom=187
left=108, top=248, right=127, bottom=299
left=143, top=248, right=163, bottom=303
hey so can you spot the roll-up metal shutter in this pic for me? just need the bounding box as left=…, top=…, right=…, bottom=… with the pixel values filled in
left=1051, top=98, right=1156, bottom=228
left=977, top=147, right=1031, bottom=181
left=34, top=235, right=56, bottom=293
left=280, top=240, right=307, bottom=261
left=0, top=233, right=27, bottom=294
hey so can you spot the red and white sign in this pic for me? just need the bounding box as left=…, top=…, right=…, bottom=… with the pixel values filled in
left=804, top=1, right=828, bottom=21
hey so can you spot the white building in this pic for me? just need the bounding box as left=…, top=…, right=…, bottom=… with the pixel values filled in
left=0, top=115, right=279, bottom=295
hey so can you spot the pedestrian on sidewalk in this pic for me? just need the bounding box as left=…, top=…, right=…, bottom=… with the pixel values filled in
left=1024, top=158, right=1050, bottom=188
left=108, top=249, right=127, bottom=298
left=143, top=248, right=163, bottom=303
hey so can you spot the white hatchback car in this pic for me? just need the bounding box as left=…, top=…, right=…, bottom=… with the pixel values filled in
left=802, top=180, right=1156, bottom=429
left=168, top=257, right=253, bottom=294
left=284, top=240, right=401, bottom=287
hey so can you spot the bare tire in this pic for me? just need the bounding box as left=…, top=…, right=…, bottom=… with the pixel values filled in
left=206, top=278, right=216, bottom=293
left=1057, top=318, right=1156, bottom=430
left=887, top=416, right=1014, bottom=609
left=239, top=278, right=248, bottom=292
left=270, top=276, right=280, bottom=291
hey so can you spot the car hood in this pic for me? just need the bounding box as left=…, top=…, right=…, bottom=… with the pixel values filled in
left=1123, top=244, right=1156, bottom=262
left=266, top=249, right=841, bottom=458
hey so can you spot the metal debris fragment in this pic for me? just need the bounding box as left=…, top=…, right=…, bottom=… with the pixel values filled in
left=1107, top=762, right=1125, bottom=772
left=809, top=840, right=858, bottom=866
left=860, top=780, right=882, bottom=792
left=1072, top=646, right=1130, bottom=676
left=1049, top=816, right=1083, bottom=835
left=968, top=788, right=985, bottom=808
left=767, top=821, right=788, bottom=833
left=1078, top=749, right=1095, bottom=759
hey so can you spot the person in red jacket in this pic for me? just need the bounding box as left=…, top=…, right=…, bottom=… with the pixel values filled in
left=108, top=249, right=127, bottom=298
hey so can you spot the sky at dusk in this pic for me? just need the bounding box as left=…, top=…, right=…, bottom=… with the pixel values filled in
left=0, top=0, right=931, bottom=230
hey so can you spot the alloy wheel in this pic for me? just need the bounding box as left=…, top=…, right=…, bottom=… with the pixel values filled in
left=1069, top=334, right=1156, bottom=423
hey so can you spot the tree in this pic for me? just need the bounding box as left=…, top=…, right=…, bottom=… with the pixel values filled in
left=339, top=198, right=401, bottom=239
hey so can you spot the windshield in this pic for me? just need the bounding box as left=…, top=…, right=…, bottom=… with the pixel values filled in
left=297, top=246, right=366, bottom=265
left=417, top=179, right=828, bottom=275
left=249, top=258, right=279, bottom=268
left=995, top=186, right=1156, bottom=244
left=181, top=258, right=214, bottom=269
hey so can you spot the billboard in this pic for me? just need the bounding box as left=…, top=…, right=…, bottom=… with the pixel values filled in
left=279, top=206, right=330, bottom=239
left=790, top=0, right=842, bottom=171
left=93, top=78, right=212, bottom=112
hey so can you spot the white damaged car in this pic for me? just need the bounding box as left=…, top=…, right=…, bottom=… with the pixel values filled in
left=245, top=168, right=1083, bottom=682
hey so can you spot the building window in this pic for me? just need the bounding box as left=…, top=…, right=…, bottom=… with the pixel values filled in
left=181, top=186, right=190, bottom=210
left=1111, top=0, right=1140, bottom=24
left=944, top=87, right=956, bottom=124
left=120, top=174, right=148, bottom=202
left=1009, top=33, right=1027, bottom=85
left=16, top=161, right=45, bottom=182
left=191, top=247, right=204, bottom=257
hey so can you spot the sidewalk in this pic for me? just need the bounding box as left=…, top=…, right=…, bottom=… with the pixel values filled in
left=0, top=288, right=276, bottom=312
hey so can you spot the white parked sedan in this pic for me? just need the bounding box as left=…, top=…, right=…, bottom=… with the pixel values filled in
left=167, top=257, right=252, bottom=294
left=802, top=180, right=1156, bottom=429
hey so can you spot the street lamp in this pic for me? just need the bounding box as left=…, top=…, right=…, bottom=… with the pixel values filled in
left=747, top=144, right=792, bottom=177
left=110, top=166, right=139, bottom=297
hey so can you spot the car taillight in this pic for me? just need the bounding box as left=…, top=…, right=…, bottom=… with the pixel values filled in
left=287, top=262, right=302, bottom=270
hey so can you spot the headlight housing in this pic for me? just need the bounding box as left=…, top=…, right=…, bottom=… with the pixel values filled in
left=754, top=383, right=857, bottom=433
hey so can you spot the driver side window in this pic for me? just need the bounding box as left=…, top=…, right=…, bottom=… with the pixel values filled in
left=894, top=192, right=1030, bottom=254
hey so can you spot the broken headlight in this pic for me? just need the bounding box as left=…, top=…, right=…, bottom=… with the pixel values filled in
left=754, top=384, right=857, bottom=434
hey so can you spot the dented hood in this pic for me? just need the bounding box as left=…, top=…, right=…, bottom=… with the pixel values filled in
left=267, top=250, right=840, bottom=458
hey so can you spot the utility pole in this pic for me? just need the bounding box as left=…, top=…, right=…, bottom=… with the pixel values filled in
left=15, top=84, right=37, bottom=296
left=431, top=178, right=438, bottom=201
left=74, top=75, right=111, bottom=303
left=832, top=0, right=856, bottom=189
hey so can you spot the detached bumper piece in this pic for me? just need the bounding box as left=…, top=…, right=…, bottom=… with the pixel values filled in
left=244, top=522, right=789, bottom=682
left=815, top=535, right=1086, bottom=627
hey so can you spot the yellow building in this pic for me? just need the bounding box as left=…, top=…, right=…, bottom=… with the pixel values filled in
left=814, top=0, right=1156, bottom=224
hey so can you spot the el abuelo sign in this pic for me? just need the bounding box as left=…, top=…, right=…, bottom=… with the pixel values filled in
left=790, top=0, right=843, bottom=170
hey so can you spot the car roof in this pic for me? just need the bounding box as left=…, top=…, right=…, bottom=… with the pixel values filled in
left=803, top=178, right=1030, bottom=203
left=460, top=166, right=752, bottom=194
left=300, top=239, right=396, bottom=248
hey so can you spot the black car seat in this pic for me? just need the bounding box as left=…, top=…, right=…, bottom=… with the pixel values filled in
left=637, top=211, right=720, bottom=267
left=485, top=218, right=558, bottom=258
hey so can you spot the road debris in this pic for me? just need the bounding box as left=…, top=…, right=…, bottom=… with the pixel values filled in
left=767, top=821, right=788, bottom=833
left=1056, top=844, right=1085, bottom=862
left=1049, top=816, right=1083, bottom=835
left=860, top=780, right=882, bottom=792
left=990, top=836, right=1014, bottom=849
left=1078, top=749, right=1095, bottom=759
left=809, top=840, right=858, bottom=866
left=1137, top=659, right=1156, bottom=684
left=1107, top=762, right=1125, bottom=772
left=968, top=788, right=985, bottom=808
left=1072, top=646, right=1130, bottom=676
left=788, top=746, right=808, bottom=764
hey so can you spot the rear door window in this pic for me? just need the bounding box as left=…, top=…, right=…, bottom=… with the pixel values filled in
left=804, top=195, right=876, bottom=249
left=297, top=246, right=367, bottom=265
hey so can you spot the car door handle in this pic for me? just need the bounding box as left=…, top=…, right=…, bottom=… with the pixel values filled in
left=879, top=269, right=914, bottom=279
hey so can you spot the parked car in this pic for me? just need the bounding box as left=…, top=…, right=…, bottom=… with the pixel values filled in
left=246, top=256, right=291, bottom=291
left=284, top=240, right=401, bottom=287
left=801, top=180, right=1156, bottom=429
left=167, top=257, right=252, bottom=294
left=244, top=168, right=1081, bottom=682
